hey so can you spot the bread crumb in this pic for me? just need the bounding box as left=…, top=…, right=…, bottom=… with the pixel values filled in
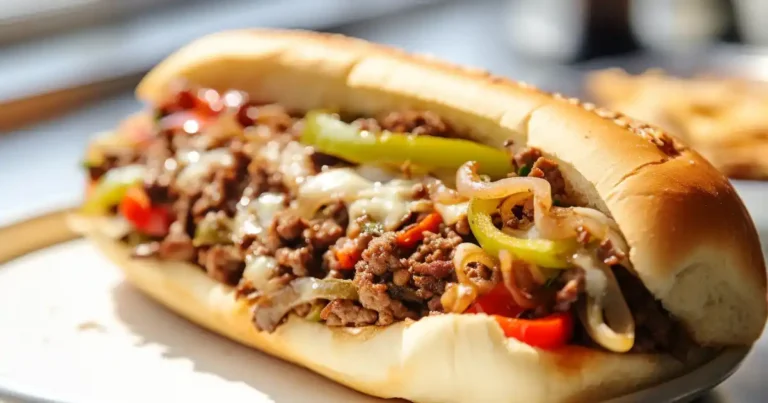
left=77, top=321, right=106, bottom=333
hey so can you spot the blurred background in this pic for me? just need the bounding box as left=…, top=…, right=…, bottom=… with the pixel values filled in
left=0, top=0, right=766, bottom=399
left=3, top=0, right=767, bottom=222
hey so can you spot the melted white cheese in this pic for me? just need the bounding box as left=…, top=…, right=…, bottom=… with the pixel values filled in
left=350, top=179, right=422, bottom=230
left=175, top=148, right=234, bottom=190
left=434, top=201, right=469, bottom=226
left=279, top=141, right=313, bottom=189
left=233, top=192, right=286, bottom=242
left=296, top=168, right=374, bottom=215
left=297, top=167, right=426, bottom=230
left=243, top=255, right=278, bottom=292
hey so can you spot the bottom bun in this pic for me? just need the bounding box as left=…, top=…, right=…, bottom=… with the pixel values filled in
left=71, top=215, right=700, bottom=403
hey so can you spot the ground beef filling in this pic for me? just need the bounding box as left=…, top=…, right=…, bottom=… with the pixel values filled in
left=349, top=228, right=463, bottom=326
left=96, top=90, right=691, bottom=354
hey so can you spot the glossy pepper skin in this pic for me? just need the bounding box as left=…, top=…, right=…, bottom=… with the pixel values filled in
left=300, top=112, right=514, bottom=179
left=465, top=283, right=525, bottom=317
left=467, top=284, right=574, bottom=350
left=81, top=165, right=146, bottom=215
left=119, top=187, right=172, bottom=237
left=334, top=238, right=363, bottom=270
left=396, top=212, right=443, bottom=249
left=467, top=198, right=575, bottom=268
left=494, top=312, right=574, bottom=350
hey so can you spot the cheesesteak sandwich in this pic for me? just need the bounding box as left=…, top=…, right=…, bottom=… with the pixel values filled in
left=70, top=30, right=767, bottom=403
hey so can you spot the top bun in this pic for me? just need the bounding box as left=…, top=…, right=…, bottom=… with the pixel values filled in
left=136, top=29, right=767, bottom=346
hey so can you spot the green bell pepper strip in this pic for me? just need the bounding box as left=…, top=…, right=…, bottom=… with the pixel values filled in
left=81, top=165, right=146, bottom=215
left=468, top=198, right=575, bottom=268
left=304, top=303, right=325, bottom=322
left=300, top=112, right=513, bottom=179
left=193, top=214, right=234, bottom=247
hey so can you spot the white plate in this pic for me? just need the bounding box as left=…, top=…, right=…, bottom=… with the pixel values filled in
left=0, top=211, right=753, bottom=403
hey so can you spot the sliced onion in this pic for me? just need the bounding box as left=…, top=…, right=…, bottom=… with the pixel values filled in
left=253, top=278, right=358, bottom=332
left=498, top=192, right=532, bottom=228
left=498, top=250, right=539, bottom=309
left=572, top=207, right=630, bottom=262
left=435, top=201, right=469, bottom=226
left=456, top=161, right=560, bottom=240
left=296, top=168, right=373, bottom=217
left=440, top=283, right=478, bottom=314
left=527, top=264, right=548, bottom=285
left=456, top=161, right=553, bottom=208
left=579, top=297, right=635, bottom=353
left=456, top=161, right=629, bottom=257
left=242, top=255, right=278, bottom=292
left=442, top=243, right=501, bottom=313
left=498, top=192, right=539, bottom=239
left=572, top=251, right=635, bottom=353
left=424, top=176, right=467, bottom=205
left=453, top=243, right=497, bottom=289
left=501, top=225, right=540, bottom=240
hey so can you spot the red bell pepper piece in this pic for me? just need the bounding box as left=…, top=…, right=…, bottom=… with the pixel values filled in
left=466, top=283, right=574, bottom=349
left=395, top=212, right=443, bottom=248
left=465, top=283, right=526, bottom=318
left=334, top=238, right=362, bottom=270
left=160, top=88, right=223, bottom=117
left=493, top=312, right=574, bottom=350
left=119, top=187, right=173, bottom=237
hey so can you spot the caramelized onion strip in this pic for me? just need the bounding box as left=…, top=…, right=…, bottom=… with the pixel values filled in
left=456, top=161, right=628, bottom=258
left=424, top=176, right=467, bottom=205
left=442, top=243, right=499, bottom=313
left=498, top=192, right=532, bottom=228
left=440, top=284, right=478, bottom=314
left=573, top=252, right=635, bottom=353
left=527, top=264, right=548, bottom=285
left=453, top=243, right=497, bottom=286
left=498, top=250, right=538, bottom=309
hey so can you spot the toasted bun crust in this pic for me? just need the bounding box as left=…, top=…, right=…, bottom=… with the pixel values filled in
left=71, top=215, right=688, bottom=403
left=75, top=29, right=767, bottom=402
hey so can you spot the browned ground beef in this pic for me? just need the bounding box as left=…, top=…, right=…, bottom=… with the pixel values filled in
left=378, top=110, right=452, bottom=137
left=553, top=268, right=585, bottom=312
left=597, top=238, right=626, bottom=266
left=192, top=145, right=250, bottom=218
left=159, top=229, right=195, bottom=261
left=340, top=227, right=465, bottom=325
left=614, top=268, right=693, bottom=358
left=269, top=210, right=306, bottom=247
left=199, top=245, right=244, bottom=285
left=321, top=299, right=378, bottom=327
left=512, top=147, right=542, bottom=171
left=465, top=261, right=500, bottom=293
left=96, top=87, right=692, bottom=355
left=529, top=157, right=566, bottom=200
left=512, top=147, right=567, bottom=202
left=503, top=199, right=535, bottom=230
